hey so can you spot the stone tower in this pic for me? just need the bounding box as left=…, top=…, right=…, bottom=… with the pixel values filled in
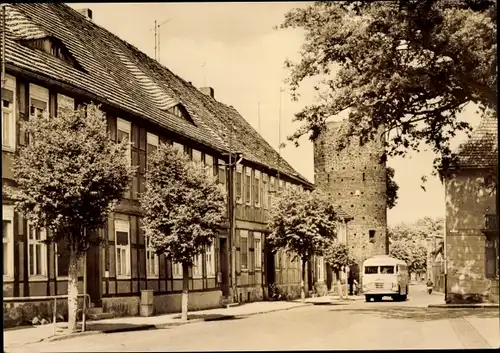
left=314, top=120, right=388, bottom=269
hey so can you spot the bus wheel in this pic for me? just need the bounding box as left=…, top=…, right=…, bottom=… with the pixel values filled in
left=401, top=294, right=407, bottom=301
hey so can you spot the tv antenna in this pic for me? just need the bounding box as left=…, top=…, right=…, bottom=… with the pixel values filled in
left=151, top=18, right=171, bottom=63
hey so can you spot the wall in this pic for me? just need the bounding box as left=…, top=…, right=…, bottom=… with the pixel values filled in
left=314, top=121, right=388, bottom=270
left=445, top=169, right=498, bottom=303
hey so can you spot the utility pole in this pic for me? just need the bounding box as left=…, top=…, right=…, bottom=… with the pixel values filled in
left=258, top=101, right=261, bottom=134
left=202, top=62, right=206, bottom=87
left=277, top=88, right=283, bottom=184
left=220, top=122, right=242, bottom=303
left=153, top=20, right=157, bottom=61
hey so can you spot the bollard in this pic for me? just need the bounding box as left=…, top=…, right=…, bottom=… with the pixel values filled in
left=53, top=297, right=57, bottom=336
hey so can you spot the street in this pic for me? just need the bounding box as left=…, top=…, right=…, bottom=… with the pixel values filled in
left=6, top=285, right=499, bottom=352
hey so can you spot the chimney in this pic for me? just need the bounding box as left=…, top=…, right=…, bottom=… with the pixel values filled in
left=77, top=8, right=93, bottom=21
left=199, top=87, right=214, bottom=99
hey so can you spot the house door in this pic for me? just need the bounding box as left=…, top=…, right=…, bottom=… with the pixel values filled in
left=265, top=249, right=276, bottom=288
left=219, top=237, right=230, bottom=297
left=86, top=230, right=101, bottom=307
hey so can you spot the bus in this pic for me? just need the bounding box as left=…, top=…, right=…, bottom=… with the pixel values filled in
left=361, top=255, right=409, bottom=302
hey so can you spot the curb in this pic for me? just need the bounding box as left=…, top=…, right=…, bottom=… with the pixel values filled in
left=42, top=303, right=312, bottom=343
left=428, top=304, right=499, bottom=309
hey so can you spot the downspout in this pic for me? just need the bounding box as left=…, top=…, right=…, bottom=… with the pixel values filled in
left=443, top=177, right=448, bottom=302
left=2, top=4, right=6, bottom=87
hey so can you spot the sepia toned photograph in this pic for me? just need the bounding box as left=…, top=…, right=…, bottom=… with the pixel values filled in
left=2, top=1, right=498, bottom=351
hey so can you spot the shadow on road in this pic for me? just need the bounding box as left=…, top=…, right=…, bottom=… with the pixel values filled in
left=171, top=313, right=244, bottom=322
left=329, top=307, right=499, bottom=322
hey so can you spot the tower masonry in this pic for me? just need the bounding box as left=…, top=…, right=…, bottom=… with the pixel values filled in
left=314, top=120, right=388, bottom=270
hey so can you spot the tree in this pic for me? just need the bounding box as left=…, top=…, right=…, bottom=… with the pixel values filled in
left=7, top=104, right=134, bottom=333
left=140, top=143, right=226, bottom=321
left=388, top=216, right=444, bottom=242
left=279, top=0, right=497, bottom=177
left=267, top=188, right=340, bottom=302
left=390, top=240, right=428, bottom=276
left=323, top=242, right=356, bottom=298
left=386, top=166, right=399, bottom=209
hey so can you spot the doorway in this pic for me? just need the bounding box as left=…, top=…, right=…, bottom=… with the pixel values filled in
left=265, top=249, right=275, bottom=296
left=86, top=230, right=101, bottom=307
left=219, top=237, right=230, bottom=297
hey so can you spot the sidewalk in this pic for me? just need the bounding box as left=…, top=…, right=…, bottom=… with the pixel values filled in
left=4, top=300, right=312, bottom=349
left=464, top=317, right=500, bottom=348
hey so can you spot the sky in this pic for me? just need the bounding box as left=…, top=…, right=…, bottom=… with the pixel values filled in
left=70, top=2, right=481, bottom=226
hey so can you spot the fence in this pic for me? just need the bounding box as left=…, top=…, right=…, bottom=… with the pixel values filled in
left=3, top=293, right=91, bottom=335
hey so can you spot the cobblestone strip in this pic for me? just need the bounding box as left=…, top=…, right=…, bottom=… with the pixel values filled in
left=449, top=317, right=491, bottom=348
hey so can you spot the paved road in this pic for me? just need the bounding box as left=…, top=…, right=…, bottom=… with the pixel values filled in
left=7, top=285, right=499, bottom=352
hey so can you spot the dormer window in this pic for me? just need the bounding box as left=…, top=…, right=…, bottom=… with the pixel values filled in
left=168, top=104, right=194, bottom=124
left=19, top=37, right=86, bottom=73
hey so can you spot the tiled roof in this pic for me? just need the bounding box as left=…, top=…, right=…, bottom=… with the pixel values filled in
left=453, top=115, right=498, bottom=168
left=3, top=3, right=312, bottom=187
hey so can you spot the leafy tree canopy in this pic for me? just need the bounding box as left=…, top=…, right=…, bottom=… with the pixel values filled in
left=7, top=104, right=134, bottom=255
left=280, top=0, right=497, bottom=175
left=388, top=216, right=444, bottom=243
left=140, top=143, right=226, bottom=265
left=390, top=239, right=427, bottom=274
left=267, top=188, right=340, bottom=260
left=323, top=242, right=356, bottom=272
left=386, top=166, right=399, bottom=209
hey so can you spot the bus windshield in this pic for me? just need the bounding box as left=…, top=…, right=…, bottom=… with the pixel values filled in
left=364, top=266, right=378, bottom=274
left=380, top=266, right=395, bottom=274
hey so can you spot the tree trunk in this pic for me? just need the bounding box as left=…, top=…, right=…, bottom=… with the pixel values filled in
left=300, top=258, right=306, bottom=303
left=181, top=262, right=189, bottom=321
left=67, top=246, right=79, bottom=333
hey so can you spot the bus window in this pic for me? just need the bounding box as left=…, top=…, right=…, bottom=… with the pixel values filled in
left=380, top=266, right=395, bottom=274
left=365, top=266, right=378, bottom=274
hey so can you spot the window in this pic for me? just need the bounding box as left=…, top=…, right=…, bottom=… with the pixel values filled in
left=145, top=234, right=159, bottom=278
left=486, top=238, right=499, bottom=279
left=380, top=266, right=395, bottom=274
left=172, top=262, right=183, bottom=279
left=29, top=83, right=49, bottom=119
left=205, top=154, right=214, bottom=177
left=57, top=93, right=75, bottom=113
left=28, top=224, right=47, bottom=278
left=245, top=168, right=252, bottom=205
left=192, top=149, right=202, bottom=165
left=369, top=230, right=376, bottom=243
left=3, top=205, right=14, bottom=279
left=117, top=118, right=132, bottom=166
left=240, top=230, right=248, bottom=270
left=262, top=174, right=269, bottom=209
left=236, top=165, right=243, bottom=203
left=115, top=219, right=131, bottom=278
left=279, top=180, right=284, bottom=191
left=147, top=132, right=159, bottom=157
left=255, top=232, right=262, bottom=269
left=218, top=159, right=227, bottom=191
left=173, top=142, right=184, bottom=154
left=55, top=240, right=70, bottom=279
left=269, top=176, right=275, bottom=206
left=253, top=170, right=261, bottom=207
left=364, top=266, right=378, bottom=274
left=316, top=256, right=325, bottom=281
left=2, top=75, right=16, bottom=151
left=193, top=253, right=203, bottom=278
left=206, top=242, right=216, bottom=278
